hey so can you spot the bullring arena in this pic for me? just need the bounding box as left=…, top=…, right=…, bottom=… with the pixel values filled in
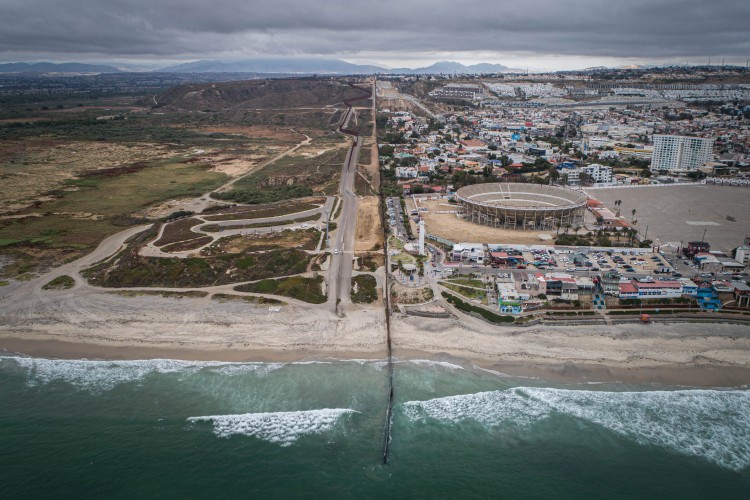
left=455, top=183, right=587, bottom=231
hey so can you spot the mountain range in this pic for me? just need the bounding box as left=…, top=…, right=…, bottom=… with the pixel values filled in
left=157, top=58, right=519, bottom=75
left=0, top=62, right=121, bottom=73
left=0, top=58, right=520, bottom=75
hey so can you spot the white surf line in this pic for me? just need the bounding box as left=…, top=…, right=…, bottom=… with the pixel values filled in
left=187, top=409, right=359, bottom=446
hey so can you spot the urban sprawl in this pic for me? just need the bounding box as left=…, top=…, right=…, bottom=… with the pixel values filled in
left=377, top=66, right=750, bottom=321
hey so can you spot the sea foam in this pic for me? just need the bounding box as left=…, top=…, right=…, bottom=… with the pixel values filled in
left=1, top=356, right=284, bottom=393
left=402, top=359, right=465, bottom=371
left=187, top=409, right=358, bottom=446
left=403, top=387, right=750, bottom=471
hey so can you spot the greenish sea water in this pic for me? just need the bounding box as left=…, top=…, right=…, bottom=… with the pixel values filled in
left=1, top=355, right=749, bottom=498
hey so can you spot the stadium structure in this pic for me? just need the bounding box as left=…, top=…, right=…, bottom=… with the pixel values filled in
left=455, top=183, right=587, bottom=230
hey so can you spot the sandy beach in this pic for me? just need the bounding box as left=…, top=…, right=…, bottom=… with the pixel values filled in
left=2, top=285, right=750, bottom=386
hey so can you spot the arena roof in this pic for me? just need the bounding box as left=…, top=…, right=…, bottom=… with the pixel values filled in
left=455, top=183, right=588, bottom=211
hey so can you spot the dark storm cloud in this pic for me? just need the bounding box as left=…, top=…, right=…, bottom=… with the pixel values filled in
left=0, top=0, right=747, bottom=60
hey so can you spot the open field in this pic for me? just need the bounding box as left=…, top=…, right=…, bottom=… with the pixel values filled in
left=355, top=196, right=383, bottom=251
left=416, top=199, right=555, bottom=245
left=590, top=185, right=750, bottom=253
left=200, top=214, right=321, bottom=232
left=202, top=198, right=324, bottom=221
left=0, top=78, right=356, bottom=279
left=0, top=160, right=227, bottom=246
left=0, top=140, right=174, bottom=213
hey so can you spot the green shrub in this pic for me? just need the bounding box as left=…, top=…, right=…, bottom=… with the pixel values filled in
left=442, top=291, right=514, bottom=323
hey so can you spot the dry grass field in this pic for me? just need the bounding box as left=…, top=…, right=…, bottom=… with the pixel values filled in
left=355, top=196, right=383, bottom=251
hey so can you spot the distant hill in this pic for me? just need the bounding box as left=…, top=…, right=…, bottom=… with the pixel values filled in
left=391, top=61, right=518, bottom=74
left=157, top=58, right=518, bottom=75
left=0, top=62, right=121, bottom=73
left=159, top=58, right=385, bottom=75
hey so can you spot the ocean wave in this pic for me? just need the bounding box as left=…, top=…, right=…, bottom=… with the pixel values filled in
left=401, top=359, right=465, bottom=371
left=403, top=387, right=750, bottom=471
left=187, top=409, right=358, bottom=446
left=0, top=356, right=285, bottom=393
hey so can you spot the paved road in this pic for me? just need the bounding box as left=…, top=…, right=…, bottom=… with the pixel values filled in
left=327, top=101, right=362, bottom=308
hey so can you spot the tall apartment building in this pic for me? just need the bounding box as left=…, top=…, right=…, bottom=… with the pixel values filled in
left=650, top=135, right=714, bottom=173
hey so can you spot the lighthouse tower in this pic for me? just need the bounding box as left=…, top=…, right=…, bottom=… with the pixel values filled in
left=418, top=219, right=425, bottom=256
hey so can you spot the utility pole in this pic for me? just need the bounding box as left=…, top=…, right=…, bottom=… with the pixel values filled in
left=325, top=209, right=330, bottom=248
left=702, top=228, right=707, bottom=243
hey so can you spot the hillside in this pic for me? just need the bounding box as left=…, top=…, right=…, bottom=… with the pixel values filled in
left=154, top=78, right=365, bottom=111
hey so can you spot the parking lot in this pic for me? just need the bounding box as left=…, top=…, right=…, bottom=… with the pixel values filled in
left=480, top=245, right=677, bottom=277
left=590, top=185, right=750, bottom=254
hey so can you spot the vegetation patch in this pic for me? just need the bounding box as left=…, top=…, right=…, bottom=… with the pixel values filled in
left=235, top=275, right=326, bottom=304
left=41, top=274, right=75, bottom=290
left=154, top=218, right=202, bottom=246
left=215, top=145, right=347, bottom=204
left=211, top=293, right=285, bottom=305
left=390, top=282, right=434, bottom=304
left=442, top=291, right=515, bottom=323
left=352, top=274, right=378, bottom=304
left=202, top=199, right=323, bottom=221
left=441, top=282, right=486, bottom=303
left=204, top=229, right=321, bottom=254
left=161, top=236, right=213, bottom=253
left=356, top=252, right=385, bottom=272
left=84, top=243, right=311, bottom=288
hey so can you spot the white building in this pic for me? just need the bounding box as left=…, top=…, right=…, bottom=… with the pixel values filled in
left=564, top=164, right=613, bottom=186
left=651, top=135, right=714, bottom=173
left=735, top=246, right=750, bottom=268
left=395, top=166, right=418, bottom=178
left=451, top=243, right=485, bottom=264
left=579, top=164, right=613, bottom=185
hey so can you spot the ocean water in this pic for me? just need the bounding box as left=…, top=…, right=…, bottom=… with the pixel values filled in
left=1, top=355, right=749, bottom=498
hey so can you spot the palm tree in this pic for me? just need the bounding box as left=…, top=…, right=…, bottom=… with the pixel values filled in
left=631, top=208, right=637, bottom=222
left=628, top=228, right=638, bottom=246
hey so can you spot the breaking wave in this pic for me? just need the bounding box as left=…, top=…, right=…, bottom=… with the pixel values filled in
left=401, top=359, right=465, bottom=371
left=402, top=387, right=750, bottom=471
left=0, top=356, right=284, bottom=393
left=187, top=409, right=358, bottom=446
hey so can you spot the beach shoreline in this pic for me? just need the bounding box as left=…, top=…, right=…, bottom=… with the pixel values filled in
left=2, top=289, right=750, bottom=387
left=3, top=334, right=750, bottom=388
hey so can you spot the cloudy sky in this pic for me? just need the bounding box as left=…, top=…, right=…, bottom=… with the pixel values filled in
left=1, top=0, right=748, bottom=71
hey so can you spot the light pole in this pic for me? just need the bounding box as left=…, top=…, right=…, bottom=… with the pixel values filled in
left=325, top=209, right=330, bottom=248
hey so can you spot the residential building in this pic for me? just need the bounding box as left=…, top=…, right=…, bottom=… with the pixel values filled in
left=651, top=134, right=714, bottom=173
left=579, top=164, right=613, bottom=184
